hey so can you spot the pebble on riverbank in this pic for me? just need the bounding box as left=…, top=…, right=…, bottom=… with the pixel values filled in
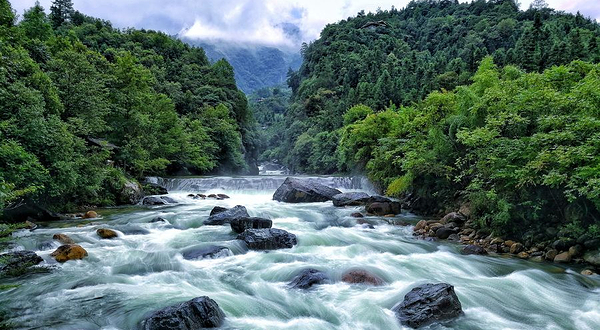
left=413, top=210, right=600, bottom=272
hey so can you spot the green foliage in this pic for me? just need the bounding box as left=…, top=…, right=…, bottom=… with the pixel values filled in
left=0, top=1, right=256, bottom=212
left=343, top=58, right=600, bottom=237
left=274, top=0, right=600, bottom=175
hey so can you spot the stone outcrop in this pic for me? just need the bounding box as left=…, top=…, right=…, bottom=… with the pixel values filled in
left=141, top=296, right=225, bottom=330
left=237, top=228, right=297, bottom=250
left=273, top=177, right=342, bottom=203
left=204, top=205, right=249, bottom=225
left=392, top=283, right=463, bottom=328
left=230, top=217, right=273, bottom=234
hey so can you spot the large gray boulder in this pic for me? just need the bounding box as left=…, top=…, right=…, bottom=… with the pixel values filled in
left=273, top=177, right=342, bottom=203
left=392, top=283, right=463, bottom=328
left=237, top=228, right=297, bottom=250
left=332, top=192, right=371, bottom=207
left=230, top=217, right=273, bottom=234
left=2, top=200, right=61, bottom=223
left=119, top=180, right=144, bottom=205
left=366, top=201, right=401, bottom=216
left=584, top=249, right=600, bottom=267
left=204, top=205, right=249, bottom=225
left=288, top=268, right=329, bottom=289
left=141, top=296, right=225, bottom=329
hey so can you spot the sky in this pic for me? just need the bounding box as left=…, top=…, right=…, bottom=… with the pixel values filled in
left=9, top=0, right=600, bottom=49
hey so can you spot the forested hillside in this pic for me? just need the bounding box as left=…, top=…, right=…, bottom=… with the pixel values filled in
left=0, top=0, right=258, bottom=212
left=272, top=0, right=600, bottom=173
left=265, top=0, right=600, bottom=238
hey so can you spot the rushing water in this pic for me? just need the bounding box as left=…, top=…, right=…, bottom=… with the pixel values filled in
left=1, top=176, right=599, bottom=330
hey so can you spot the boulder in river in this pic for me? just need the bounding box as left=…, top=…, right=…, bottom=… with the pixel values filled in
left=350, top=212, right=364, bottom=218
left=53, top=233, right=75, bottom=245
left=83, top=211, right=98, bottom=219
left=209, top=206, right=228, bottom=216
left=237, top=228, right=297, bottom=250
left=392, top=283, right=463, bottom=328
left=366, top=201, right=401, bottom=216
left=97, top=228, right=118, bottom=239
left=461, top=245, right=487, bottom=255
left=230, top=217, right=273, bottom=234
left=273, top=177, right=342, bottom=203
left=435, top=227, right=457, bottom=239
left=143, top=196, right=177, bottom=206
left=182, top=246, right=232, bottom=260
left=141, top=296, right=225, bottom=330
left=332, top=192, right=371, bottom=207
left=341, top=269, right=385, bottom=286
left=119, top=180, right=144, bottom=205
left=0, top=251, right=43, bottom=276
left=51, top=244, right=88, bottom=263
left=288, top=268, right=329, bottom=289
left=204, top=205, right=249, bottom=225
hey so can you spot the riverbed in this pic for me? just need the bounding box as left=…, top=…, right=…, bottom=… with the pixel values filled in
left=1, top=176, right=599, bottom=329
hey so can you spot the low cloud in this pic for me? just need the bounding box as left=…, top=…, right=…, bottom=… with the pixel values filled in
left=9, top=0, right=600, bottom=49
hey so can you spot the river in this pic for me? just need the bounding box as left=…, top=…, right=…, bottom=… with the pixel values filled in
left=1, top=176, right=599, bottom=329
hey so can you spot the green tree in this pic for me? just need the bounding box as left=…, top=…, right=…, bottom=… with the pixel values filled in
left=20, top=1, right=53, bottom=41
left=49, top=0, right=74, bottom=28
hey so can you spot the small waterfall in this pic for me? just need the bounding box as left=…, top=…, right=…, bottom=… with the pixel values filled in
left=145, top=176, right=376, bottom=193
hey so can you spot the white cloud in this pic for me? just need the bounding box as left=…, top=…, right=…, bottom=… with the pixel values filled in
left=9, top=0, right=600, bottom=49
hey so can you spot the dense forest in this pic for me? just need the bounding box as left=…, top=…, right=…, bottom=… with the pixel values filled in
left=0, top=0, right=259, bottom=212
left=262, top=0, right=600, bottom=238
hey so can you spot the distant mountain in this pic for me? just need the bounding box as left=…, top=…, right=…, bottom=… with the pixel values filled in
left=183, top=40, right=302, bottom=94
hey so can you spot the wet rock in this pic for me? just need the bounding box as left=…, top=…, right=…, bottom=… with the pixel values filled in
left=207, top=194, right=217, bottom=198
left=392, top=283, right=463, bottom=328
left=273, top=177, right=342, bottom=203
left=341, top=269, right=385, bottom=286
left=366, top=201, right=401, bottom=216
left=504, top=240, right=515, bottom=247
left=83, top=211, right=98, bottom=219
left=510, top=243, right=524, bottom=254
left=25, top=220, right=37, bottom=230
left=436, top=227, right=457, bottom=240
left=447, top=234, right=460, bottom=242
left=461, top=245, right=487, bottom=255
left=53, top=233, right=75, bottom=245
left=236, top=228, right=297, bottom=250
left=38, top=241, right=55, bottom=250
left=216, top=194, right=230, bottom=199
left=119, top=180, right=144, bottom=205
left=584, top=239, right=600, bottom=250
left=97, top=228, right=118, bottom=239
left=429, top=223, right=443, bottom=232
left=141, top=296, right=225, bottom=329
left=490, top=238, right=504, bottom=245
left=367, top=195, right=392, bottom=203
left=414, top=220, right=427, bottom=231
left=517, top=252, right=530, bottom=259
left=150, top=217, right=168, bottom=223
left=196, top=194, right=207, bottom=199
left=581, top=269, right=597, bottom=276
left=143, top=196, right=177, bottom=206
left=351, top=212, right=364, bottom=218
left=0, top=251, right=43, bottom=276
left=554, top=252, right=572, bottom=263
left=209, top=206, right=228, bottom=216
left=583, top=249, right=600, bottom=267
left=51, top=245, right=88, bottom=263
left=440, top=212, right=466, bottom=225
left=332, top=192, right=371, bottom=207
left=2, top=199, right=62, bottom=223
left=552, top=239, right=576, bottom=251
left=182, top=246, right=232, bottom=260
left=187, top=194, right=196, bottom=198
left=288, top=268, right=329, bottom=289
left=530, top=256, right=544, bottom=262
left=204, top=205, right=249, bottom=225
left=230, top=217, right=273, bottom=234
left=545, top=249, right=558, bottom=261
left=142, top=183, right=168, bottom=196
left=569, top=245, right=583, bottom=258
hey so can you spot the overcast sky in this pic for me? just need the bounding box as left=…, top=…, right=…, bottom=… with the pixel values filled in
left=10, top=0, right=600, bottom=49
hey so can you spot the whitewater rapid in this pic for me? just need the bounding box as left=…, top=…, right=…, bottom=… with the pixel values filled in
left=1, top=176, right=599, bottom=329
